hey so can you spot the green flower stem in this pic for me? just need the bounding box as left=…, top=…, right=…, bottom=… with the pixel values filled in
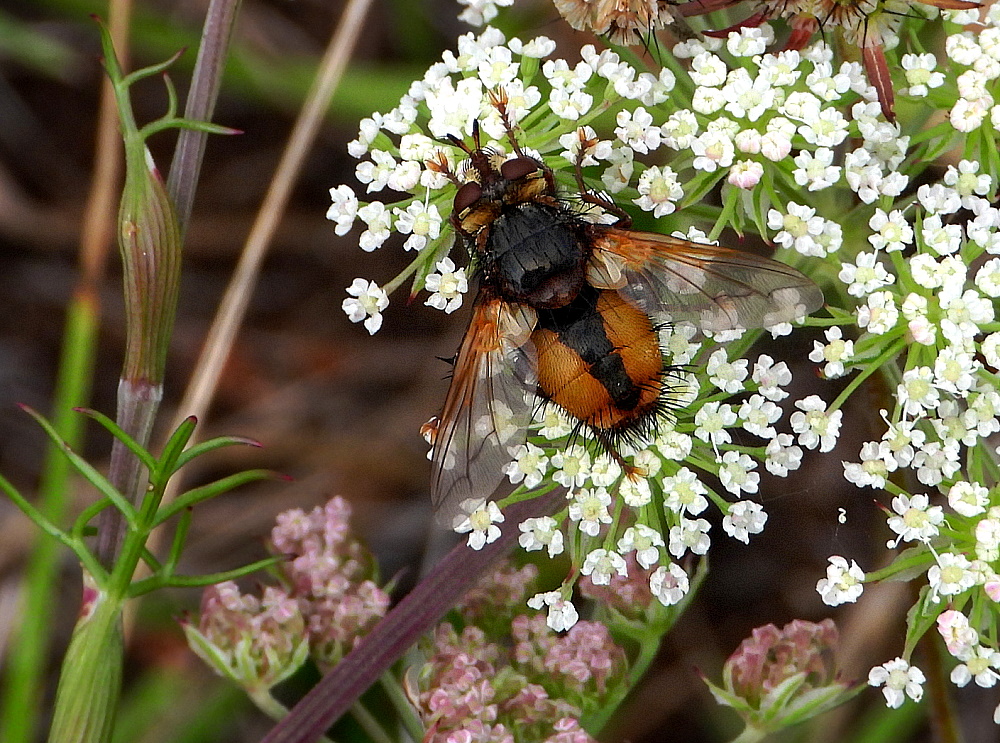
left=585, top=628, right=663, bottom=733
left=827, top=336, right=908, bottom=414
left=0, top=473, right=92, bottom=569
left=604, top=496, right=627, bottom=551
left=349, top=700, right=395, bottom=743
left=709, top=184, right=742, bottom=242
left=245, top=690, right=336, bottom=743
left=128, top=556, right=284, bottom=596
left=500, top=481, right=559, bottom=511
left=246, top=689, right=291, bottom=723
left=164, top=504, right=193, bottom=574
left=47, top=582, right=125, bottom=743
left=864, top=548, right=934, bottom=582
left=154, top=469, right=276, bottom=525
left=40, top=419, right=272, bottom=739
left=747, top=178, right=771, bottom=240
left=379, top=670, right=424, bottom=742
left=593, top=561, right=707, bottom=735
left=616, top=629, right=661, bottom=707
left=383, top=245, right=440, bottom=296
left=0, top=1, right=131, bottom=735
left=72, top=498, right=112, bottom=542
left=93, top=19, right=184, bottom=564
left=919, top=626, right=963, bottom=743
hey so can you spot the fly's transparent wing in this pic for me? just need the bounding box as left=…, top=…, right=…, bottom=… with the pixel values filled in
left=430, top=295, right=538, bottom=528
left=589, top=227, right=823, bottom=333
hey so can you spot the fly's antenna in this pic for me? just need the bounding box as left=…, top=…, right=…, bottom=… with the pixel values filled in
left=442, top=120, right=494, bottom=185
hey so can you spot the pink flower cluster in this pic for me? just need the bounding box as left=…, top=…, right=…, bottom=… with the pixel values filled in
left=513, top=616, right=623, bottom=698
left=186, top=496, right=390, bottom=688
left=270, top=496, right=391, bottom=668
left=412, top=565, right=626, bottom=743
left=458, top=563, right=540, bottom=628
left=727, top=618, right=840, bottom=705
left=192, top=582, right=306, bottom=689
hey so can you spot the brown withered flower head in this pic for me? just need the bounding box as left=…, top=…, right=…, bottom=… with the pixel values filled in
left=553, top=0, right=677, bottom=44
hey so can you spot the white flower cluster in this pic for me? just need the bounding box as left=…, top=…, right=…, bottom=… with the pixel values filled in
left=868, top=657, right=926, bottom=709
left=326, top=25, right=882, bottom=338
left=319, top=4, right=1000, bottom=735
left=831, top=160, right=999, bottom=493
left=815, top=149, right=1000, bottom=707
left=940, top=5, right=1000, bottom=133
left=869, top=609, right=1000, bottom=724
left=324, top=25, right=909, bottom=632
left=767, top=14, right=1000, bottom=715
left=455, top=0, right=513, bottom=26
left=938, top=610, right=1000, bottom=708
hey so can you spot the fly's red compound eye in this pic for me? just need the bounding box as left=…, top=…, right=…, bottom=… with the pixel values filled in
left=500, top=157, right=539, bottom=182
left=454, top=181, right=483, bottom=213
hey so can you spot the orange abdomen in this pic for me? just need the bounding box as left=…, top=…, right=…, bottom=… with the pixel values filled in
left=532, top=290, right=662, bottom=432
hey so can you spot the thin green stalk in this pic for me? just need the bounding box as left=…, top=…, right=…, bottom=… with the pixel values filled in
left=349, top=701, right=394, bottom=743
left=588, top=626, right=665, bottom=735
left=728, top=725, right=767, bottom=743
left=379, top=670, right=425, bottom=741
left=47, top=584, right=126, bottom=743
left=921, top=631, right=962, bottom=743
left=828, top=336, right=908, bottom=414
left=245, top=691, right=337, bottom=743
left=0, top=0, right=131, bottom=734
left=623, top=629, right=665, bottom=693
left=0, top=299, right=100, bottom=743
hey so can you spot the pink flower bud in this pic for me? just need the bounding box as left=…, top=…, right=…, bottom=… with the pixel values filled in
left=728, top=160, right=764, bottom=189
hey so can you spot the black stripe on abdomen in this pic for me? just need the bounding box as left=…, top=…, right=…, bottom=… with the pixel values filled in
left=535, top=287, right=642, bottom=411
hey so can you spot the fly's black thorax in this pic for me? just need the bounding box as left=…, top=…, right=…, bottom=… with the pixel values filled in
left=536, top=286, right=642, bottom=411
left=480, top=202, right=589, bottom=308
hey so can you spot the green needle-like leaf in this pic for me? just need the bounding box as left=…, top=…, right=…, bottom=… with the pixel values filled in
left=154, top=416, right=198, bottom=481
left=138, top=546, right=162, bottom=574
left=71, top=499, right=112, bottom=542
left=75, top=408, right=157, bottom=473
left=0, top=473, right=72, bottom=551
left=170, top=435, right=262, bottom=474
left=129, top=556, right=285, bottom=597
left=119, top=48, right=185, bottom=87
left=164, top=507, right=193, bottom=576
left=21, top=406, right=138, bottom=525
left=142, top=117, right=241, bottom=139
left=153, top=470, right=279, bottom=526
